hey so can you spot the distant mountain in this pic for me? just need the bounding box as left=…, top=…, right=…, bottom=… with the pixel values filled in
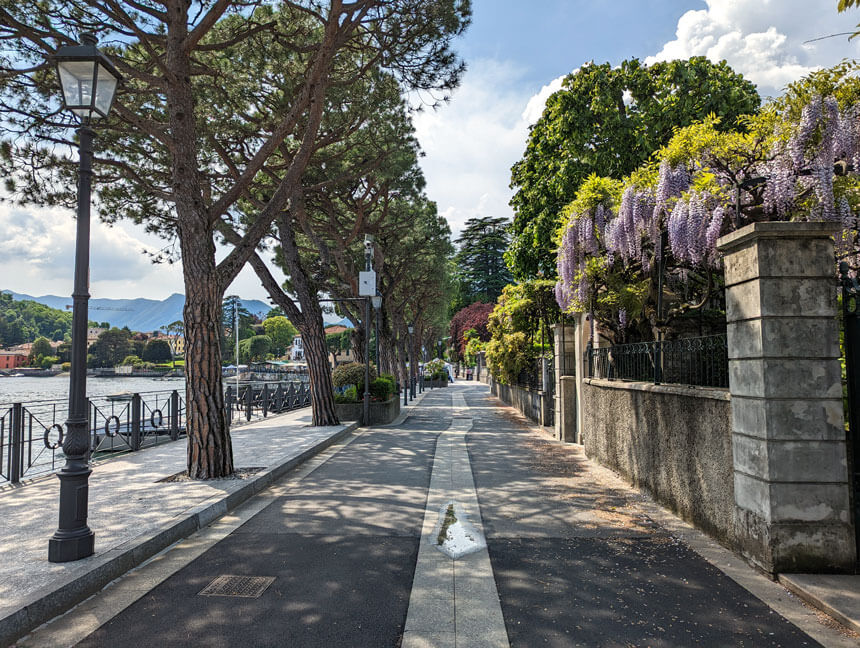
left=1, top=291, right=317, bottom=333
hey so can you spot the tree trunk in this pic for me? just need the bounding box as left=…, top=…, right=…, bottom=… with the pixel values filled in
left=182, top=255, right=233, bottom=478
left=300, top=309, right=338, bottom=425
left=166, top=7, right=232, bottom=478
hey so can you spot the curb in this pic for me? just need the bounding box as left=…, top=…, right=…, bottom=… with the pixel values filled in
left=0, top=422, right=358, bottom=648
left=778, top=574, right=860, bottom=636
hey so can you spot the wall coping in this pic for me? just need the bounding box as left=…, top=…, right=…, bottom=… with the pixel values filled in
left=583, top=377, right=731, bottom=402
left=716, top=221, right=840, bottom=254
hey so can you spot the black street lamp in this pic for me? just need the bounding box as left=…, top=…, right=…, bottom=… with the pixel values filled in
left=371, top=295, right=382, bottom=374
left=407, top=323, right=415, bottom=400
left=48, top=33, right=121, bottom=563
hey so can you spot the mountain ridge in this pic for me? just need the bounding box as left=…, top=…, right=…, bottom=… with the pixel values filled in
left=1, top=291, right=346, bottom=332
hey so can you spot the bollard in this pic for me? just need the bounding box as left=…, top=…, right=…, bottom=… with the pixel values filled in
left=130, top=394, right=142, bottom=451
left=262, top=383, right=269, bottom=418
left=170, top=390, right=180, bottom=440
left=245, top=385, right=253, bottom=421
left=10, top=403, right=23, bottom=484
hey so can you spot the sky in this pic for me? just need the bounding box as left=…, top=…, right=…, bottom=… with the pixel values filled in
left=2, top=0, right=860, bottom=301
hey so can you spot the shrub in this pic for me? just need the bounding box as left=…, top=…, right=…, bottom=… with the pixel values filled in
left=334, top=385, right=358, bottom=403
left=120, top=355, right=143, bottom=366
left=40, top=355, right=59, bottom=369
left=61, top=362, right=71, bottom=372
left=332, top=362, right=377, bottom=389
left=424, top=358, right=447, bottom=381
left=370, top=377, right=394, bottom=401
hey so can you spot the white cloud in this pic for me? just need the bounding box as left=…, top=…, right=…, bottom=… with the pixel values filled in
left=0, top=202, right=187, bottom=299
left=521, top=75, right=565, bottom=125
left=647, top=0, right=860, bottom=98
left=413, top=60, right=569, bottom=238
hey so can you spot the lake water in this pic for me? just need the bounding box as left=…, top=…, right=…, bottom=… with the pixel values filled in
left=0, top=375, right=186, bottom=406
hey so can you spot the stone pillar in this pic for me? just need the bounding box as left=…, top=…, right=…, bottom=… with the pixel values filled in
left=717, top=222, right=855, bottom=573
left=553, top=323, right=577, bottom=441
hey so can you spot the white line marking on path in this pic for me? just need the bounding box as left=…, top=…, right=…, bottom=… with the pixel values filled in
left=402, top=391, right=509, bottom=648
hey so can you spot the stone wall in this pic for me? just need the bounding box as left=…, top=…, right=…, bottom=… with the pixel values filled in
left=489, top=378, right=552, bottom=427
left=581, top=378, right=735, bottom=545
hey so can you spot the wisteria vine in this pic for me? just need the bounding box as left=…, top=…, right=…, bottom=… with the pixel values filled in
left=555, top=93, right=860, bottom=324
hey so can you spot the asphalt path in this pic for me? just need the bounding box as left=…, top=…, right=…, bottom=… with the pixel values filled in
left=66, top=384, right=830, bottom=647
left=463, top=387, right=823, bottom=648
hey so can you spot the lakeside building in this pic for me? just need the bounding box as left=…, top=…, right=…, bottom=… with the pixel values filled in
left=0, top=351, right=27, bottom=370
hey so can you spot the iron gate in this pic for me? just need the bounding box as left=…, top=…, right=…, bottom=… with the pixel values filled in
left=840, top=262, right=860, bottom=565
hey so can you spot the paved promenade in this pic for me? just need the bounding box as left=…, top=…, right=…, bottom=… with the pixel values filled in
left=6, top=382, right=860, bottom=647
left=0, top=406, right=361, bottom=645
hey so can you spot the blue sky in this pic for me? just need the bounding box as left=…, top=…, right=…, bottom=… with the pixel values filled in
left=2, top=0, right=860, bottom=301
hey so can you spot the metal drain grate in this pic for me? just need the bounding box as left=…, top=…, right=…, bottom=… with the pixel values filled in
left=198, top=575, right=275, bottom=598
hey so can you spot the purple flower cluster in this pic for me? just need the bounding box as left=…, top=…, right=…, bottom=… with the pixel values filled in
left=604, top=187, right=657, bottom=268
left=654, top=159, right=691, bottom=219
left=667, top=192, right=724, bottom=267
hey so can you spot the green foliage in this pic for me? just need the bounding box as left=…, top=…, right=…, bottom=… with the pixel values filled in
left=326, top=330, right=351, bottom=362
left=39, top=355, right=59, bottom=369
left=262, top=316, right=297, bottom=356
left=464, top=332, right=485, bottom=366
left=508, top=57, right=760, bottom=280
left=334, top=386, right=359, bottom=404
left=332, top=361, right=377, bottom=389
left=424, top=358, right=448, bottom=380
left=451, top=216, right=514, bottom=312
left=88, top=328, right=132, bottom=367
left=484, top=281, right=560, bottom=383
left=142, top=339, right=172, bottom=363
left=0, top=293, right=72, bottom=347
left=369, top=377, right=395, bottom=401
left=30, top=336, right=53, bottom=359
left=239, top=335, right=273, bottom=362
left=121, top=355, right=144, bottom=366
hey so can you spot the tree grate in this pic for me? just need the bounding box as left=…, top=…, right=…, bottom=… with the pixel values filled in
left=198, top=575, right=275, bottom=598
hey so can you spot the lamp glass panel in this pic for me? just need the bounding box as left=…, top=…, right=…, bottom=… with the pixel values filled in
left=57, top=60, right=97, bottom=116
left=371, top=296, right=382, bottom=310
left=93, top=63, right=118, bottom=117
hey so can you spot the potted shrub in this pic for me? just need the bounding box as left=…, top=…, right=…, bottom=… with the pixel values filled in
left=332, top=363, right=400, bottom=424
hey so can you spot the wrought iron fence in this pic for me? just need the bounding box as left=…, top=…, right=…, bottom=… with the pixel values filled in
left=0, top=380, right=310, bottom=484
left=586, top=334, right=728, bottom=388
left=224, top=381, right=311, bottom=425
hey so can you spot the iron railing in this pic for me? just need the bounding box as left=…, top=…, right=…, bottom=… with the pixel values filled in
left=224, top=381, right=311, bottom=425
left=586, top=334, right=728, bottom=388
left=0, top=380, right=310, bottom=484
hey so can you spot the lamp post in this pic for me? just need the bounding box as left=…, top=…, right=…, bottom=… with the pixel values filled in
left=48, top=33, right=121, bottom=563
left=371, top=295, right=382, bottom=374
left=407, top=323, right=414, bottom=400
left=361, top=235, right=374, bottom=426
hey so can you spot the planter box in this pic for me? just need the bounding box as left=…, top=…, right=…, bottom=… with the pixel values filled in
left=335, top=395, right=400, bottom=425
left=424, top=378, right=448, bottom=389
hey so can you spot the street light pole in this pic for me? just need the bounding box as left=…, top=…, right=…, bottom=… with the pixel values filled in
left=371, top=295, right=382, bottom=376
left=407, top=323, right=415, bottom=401
left=48, top=123, right=95, bottom=563
left=48, top=33, right=121, bottom=563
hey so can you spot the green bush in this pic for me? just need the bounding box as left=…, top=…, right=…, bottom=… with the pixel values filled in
left=120, top=355, right=143, bottom=366
left=370, top=377, right=394, bottom=401
left=424, top=358, right=447, bottom=381
left=61, top=362, right=71, bottom=372
left=40, top=355, right=59, bottom=369
left=334, top=385, right=358, bottom=403
left=332, top=362, right=377, bottom=389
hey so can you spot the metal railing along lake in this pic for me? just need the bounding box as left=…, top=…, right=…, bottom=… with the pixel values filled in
left=587, top=334, right=728, bottom=388
left=0, top=380, right=310, bottom=485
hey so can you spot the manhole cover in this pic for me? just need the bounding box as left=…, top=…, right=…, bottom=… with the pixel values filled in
left=198, top=575, right=275, bottom=598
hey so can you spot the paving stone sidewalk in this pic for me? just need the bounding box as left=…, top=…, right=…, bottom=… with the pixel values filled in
left=0, top=406, right=359, bottom=646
